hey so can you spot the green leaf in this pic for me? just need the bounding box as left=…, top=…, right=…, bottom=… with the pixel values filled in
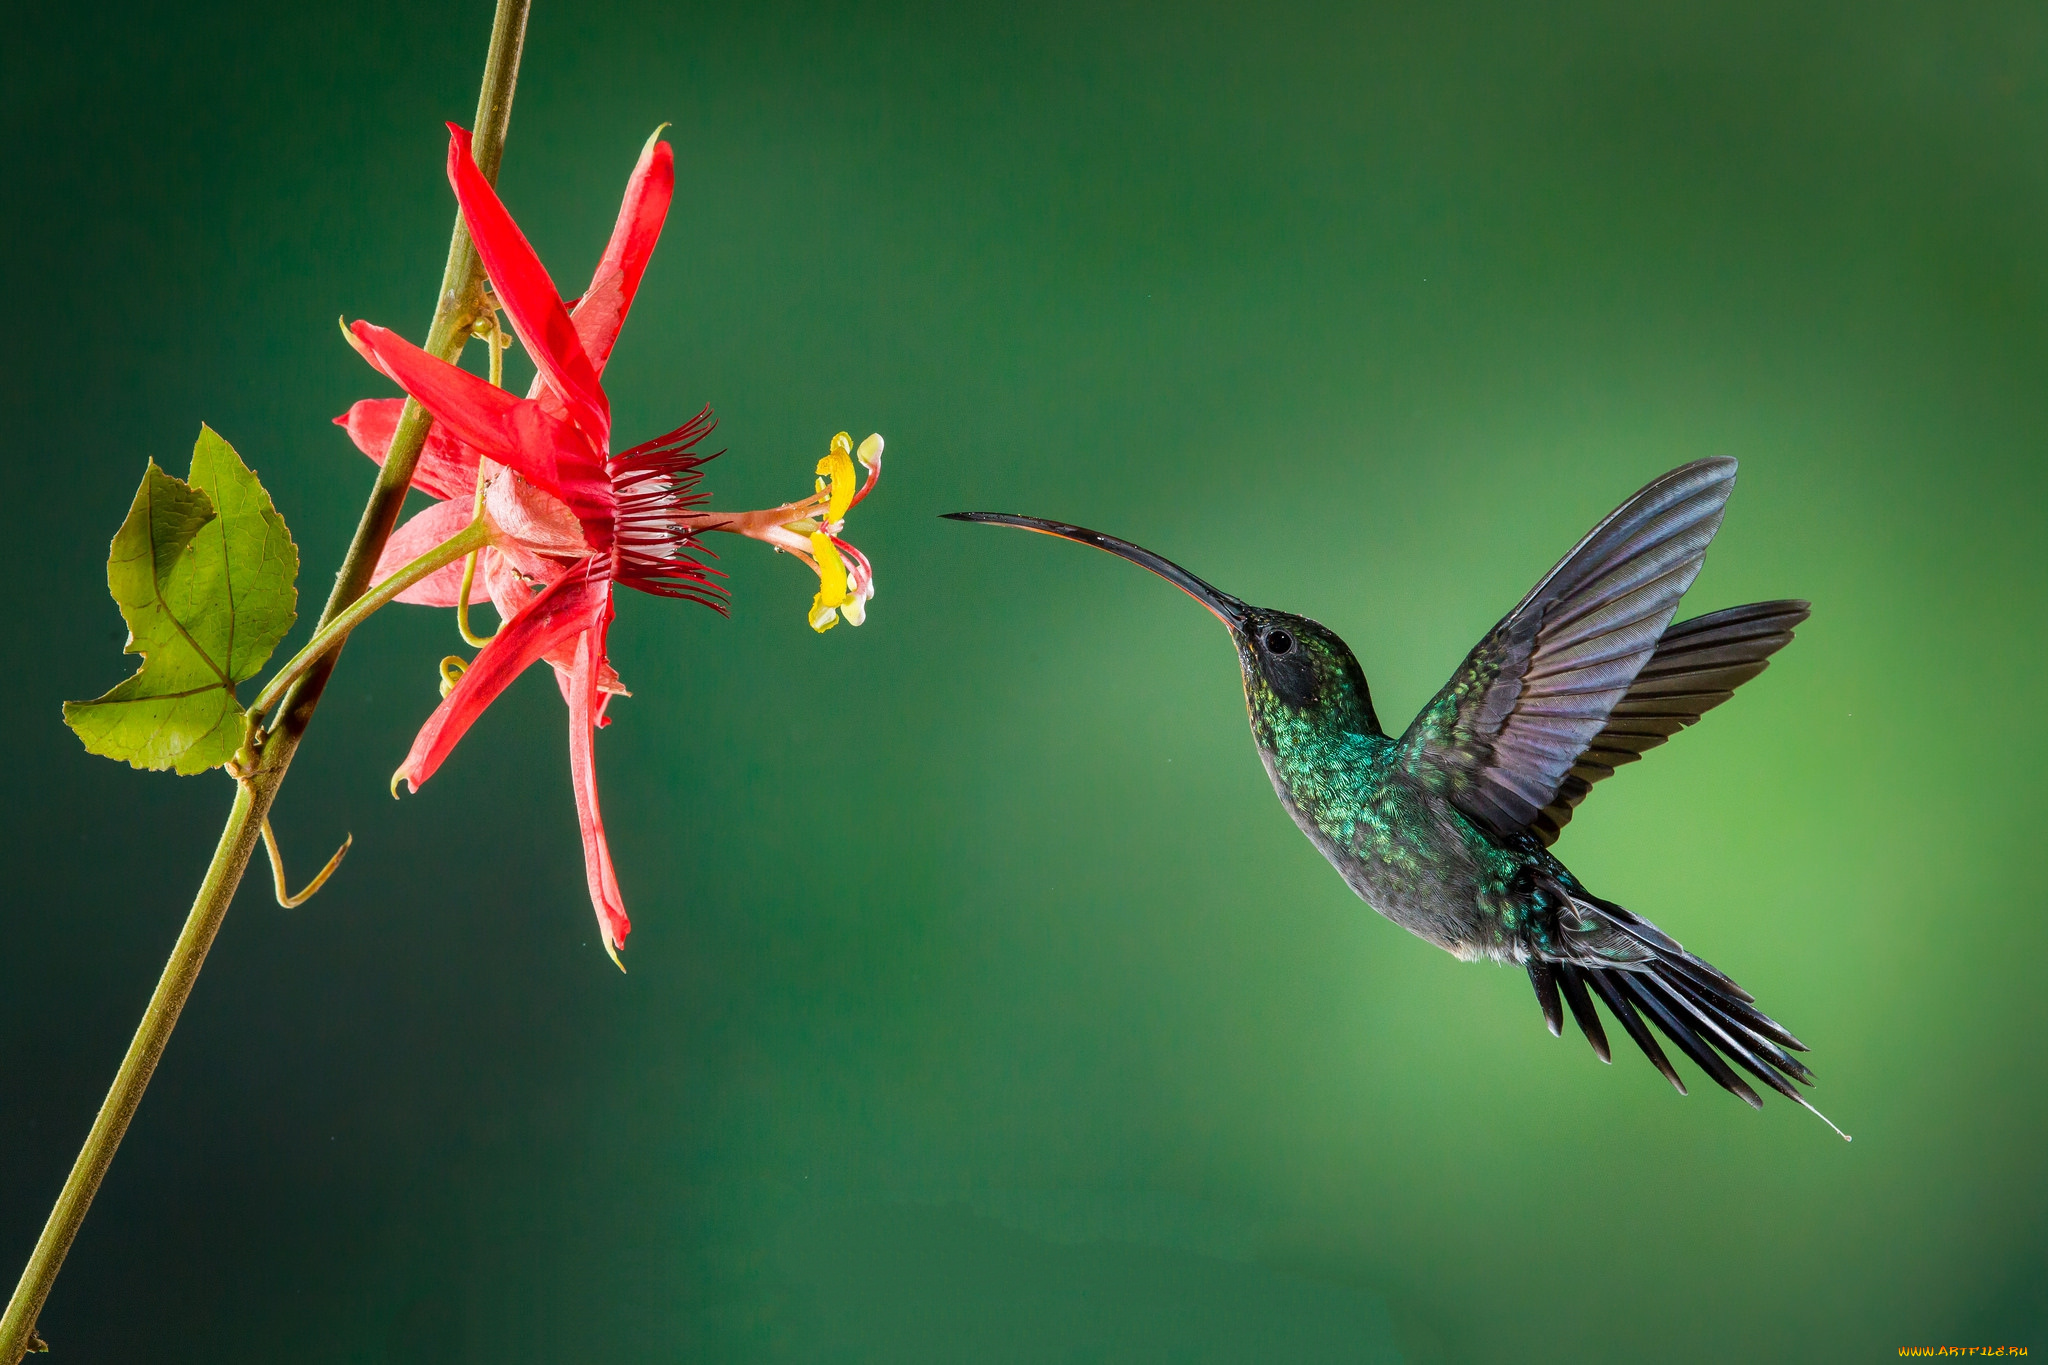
left=64, top=426, right=299, bottom=774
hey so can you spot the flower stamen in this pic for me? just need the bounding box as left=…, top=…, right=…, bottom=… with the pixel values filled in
left=655, top=430, right=880, bottom=630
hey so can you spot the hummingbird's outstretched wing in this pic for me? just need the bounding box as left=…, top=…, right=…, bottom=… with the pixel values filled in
left=1398, top=458, right=1738, bottom=838
left=1527, top=599, right=1810, bottom=845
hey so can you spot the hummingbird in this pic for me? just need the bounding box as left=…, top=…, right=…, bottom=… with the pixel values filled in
left=948, top=458, right=1847, bottom=1139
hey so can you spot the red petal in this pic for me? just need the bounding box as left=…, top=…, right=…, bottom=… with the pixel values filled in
left=572, top=130, right=675, bottom=375
left=335, top=398, right=483, bottom=502
left=566, top=616, right=631, bottom=957
left=349, top=321, right=615, bottom=549
left=374, top=498, right=480, bottom=606
left=445, top=124, right=611, bottom=454
left=394, top=560, right=610, bottom=792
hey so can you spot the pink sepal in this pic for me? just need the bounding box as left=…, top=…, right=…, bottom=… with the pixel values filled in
left=374, top=498, right=481, bottom=606
left=335, top=399, right=483, bottom=501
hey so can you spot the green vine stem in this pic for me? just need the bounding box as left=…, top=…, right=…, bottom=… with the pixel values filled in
left=0, top=1, right=530, bottom=1357
left=249, top=515, right=490, bottom=726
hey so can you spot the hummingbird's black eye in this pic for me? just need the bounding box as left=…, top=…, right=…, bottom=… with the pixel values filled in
left=1265, top=629, right=1293, bottom=655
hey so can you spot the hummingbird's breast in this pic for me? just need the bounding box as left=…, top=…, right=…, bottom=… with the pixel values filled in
left=1252, top=710, right=1533, bottom=961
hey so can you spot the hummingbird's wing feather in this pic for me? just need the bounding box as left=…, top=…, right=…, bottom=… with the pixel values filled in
left=1528, top=599, right=1810, bottom=845
left=1398, top=458, right=1738, bottom=837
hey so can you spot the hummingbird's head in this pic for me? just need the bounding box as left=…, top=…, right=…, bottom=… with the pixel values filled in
left=1229, top=606, right=1379, bottom=734
left=942, top=512, right=1381, bottom=736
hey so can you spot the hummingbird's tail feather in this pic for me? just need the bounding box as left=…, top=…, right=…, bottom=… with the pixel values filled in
left=1544, top=898, right=1851, bottom=1140
left=1553, top=962, right=1611, bottom=1063
left=1612, top=971, right=1765, bottom=1109
left=1526, top=960, right=1565, bottom=1037
left=1585, top=967, right=1686, bottom=1093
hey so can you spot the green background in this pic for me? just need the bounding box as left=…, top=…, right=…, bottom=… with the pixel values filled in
left=4, top=2, right=2044, bottom=1360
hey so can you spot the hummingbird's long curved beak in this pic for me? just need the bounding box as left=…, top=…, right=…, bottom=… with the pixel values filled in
left=943, top=512, right=1249, bottom=630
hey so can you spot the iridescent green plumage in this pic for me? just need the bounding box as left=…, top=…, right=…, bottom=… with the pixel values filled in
left=949, top=458, right=1846, bottom=1139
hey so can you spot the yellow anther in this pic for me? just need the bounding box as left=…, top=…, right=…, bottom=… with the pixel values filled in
left=817, top=432, right=856, bottom=524
left=807, top=532, right=849, bottom=631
